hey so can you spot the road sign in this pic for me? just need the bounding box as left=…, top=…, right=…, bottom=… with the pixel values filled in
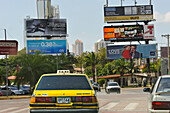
left=0, top=40, right=18, bottom=55
left=144, top=24, right=155, bottom=40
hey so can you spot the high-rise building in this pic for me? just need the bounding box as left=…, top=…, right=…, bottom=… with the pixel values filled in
left=72, top=39, right=83, bottom=56
left=94, top=39, right=106, bottom=53
left=51, top=5, right=60, bottom=19
left=37, top=0, right=52, bottom=19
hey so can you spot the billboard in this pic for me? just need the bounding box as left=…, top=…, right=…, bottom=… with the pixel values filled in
left=161, top=47, right=170, bottom=58
left=107, top=44, right=156, bottom=60
left=27, top=40, right=67, bottom=54
left=144, top=24, right=155, bottom=40
left=104, top=5, right=153, bottom=22
left=0, top=40, right=18, bottom=55
left=26, top=19, right=67, bottom=37
left=104, top=24, right=154, bottom=42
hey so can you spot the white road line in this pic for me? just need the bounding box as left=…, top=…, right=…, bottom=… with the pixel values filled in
left=123, top=103, right=139, bottom=111
left=0, top=107, right=18, bottom=113
left=9, top=108, right=29, bottom=113
left=101, top=102, right=118, bottom=109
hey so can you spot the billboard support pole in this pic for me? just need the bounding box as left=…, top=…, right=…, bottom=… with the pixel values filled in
left=149, top=0, right=152, bottom=5
left=4, top=29, right=8, bottom=97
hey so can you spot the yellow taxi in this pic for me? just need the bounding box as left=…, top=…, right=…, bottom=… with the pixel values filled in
left=29, top=70, right=99, bottom=113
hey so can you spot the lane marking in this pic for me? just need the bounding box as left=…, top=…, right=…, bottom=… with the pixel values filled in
left=9, top=108, right=29, bottom=113
left=123, top=103, right=139, bottom=110
left=0, top=107, right=18, bottom=113
left=100, top=102, right=118, bottom=109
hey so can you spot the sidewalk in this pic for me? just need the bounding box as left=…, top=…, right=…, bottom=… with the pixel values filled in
left=0, top=95, right=31, bottom=100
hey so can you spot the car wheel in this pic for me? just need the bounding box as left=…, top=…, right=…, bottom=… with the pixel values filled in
left=117, top=90, right=121, bottom=94
left=11, top=92, right=15, bottom=96
left=106, top=89, right=110, bottom=94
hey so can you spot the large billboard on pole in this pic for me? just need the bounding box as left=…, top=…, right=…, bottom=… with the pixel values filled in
left=27, top=40, right=67, bottom=54
left=104, top=24, right=155, bottom=42
left=107, top=44, right=157, bottom=60
left=104, top=5, right=153, bottom=22
left=26, top=19, right=67, bottom=37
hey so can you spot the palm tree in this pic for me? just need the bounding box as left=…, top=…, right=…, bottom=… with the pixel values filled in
left=113, top=58, right=131, bottom=87
left=15, top=52, right=55, bottom=87
left=85, top=52, right=98, bottom=82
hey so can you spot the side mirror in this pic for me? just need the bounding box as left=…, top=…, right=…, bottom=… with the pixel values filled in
left=143, top=88, right=151, bottom=92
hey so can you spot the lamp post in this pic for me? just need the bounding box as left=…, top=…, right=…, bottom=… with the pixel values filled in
left=162, top=34, right=170, bottom=75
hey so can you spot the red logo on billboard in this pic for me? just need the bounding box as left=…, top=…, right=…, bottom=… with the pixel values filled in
left=0, top=40, right=18, bottom=55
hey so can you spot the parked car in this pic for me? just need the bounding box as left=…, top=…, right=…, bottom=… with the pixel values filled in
left=30, top=70, right=99, bottom=113
left=90, top=80, right=101, bottom=92
left=0, top=87, right=15, bottom=96
left=19, top=85, right=31, bottom=94
left=0, top=90, right=3, bottom=96
left=105, top=82, right=121, bottom=94
left=143, top=75, right=170, bottom=113
left=9, top=86, right=25, bottom=95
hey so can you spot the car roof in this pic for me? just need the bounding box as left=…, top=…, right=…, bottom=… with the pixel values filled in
left=41, top=73, right=87, bottom=77
left=160, top=75, right=170, bottom=78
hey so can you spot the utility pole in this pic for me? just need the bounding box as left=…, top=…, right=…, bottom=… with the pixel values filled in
left=162, top=34, right=170, bottom=75
left=4, top=29, right=8, bottom=97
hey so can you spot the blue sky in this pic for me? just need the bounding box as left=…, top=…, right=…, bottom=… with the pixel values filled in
left=0, top=0, right=170, bottom=56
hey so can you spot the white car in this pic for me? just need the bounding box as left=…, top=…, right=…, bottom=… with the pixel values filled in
left=105, top=82, right=121, bottom=94
left=144, top=75, right=170, bottom=113
left=9, top=86, right=25, bottom=95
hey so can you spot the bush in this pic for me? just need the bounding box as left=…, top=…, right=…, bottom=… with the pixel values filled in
left=98, top=78, right=105, bottom=87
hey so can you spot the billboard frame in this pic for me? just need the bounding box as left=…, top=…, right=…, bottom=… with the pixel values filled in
left=104, top=5, right=154, bottom=23
left=26, top=19, right=67, bottom=37
left=26, top=39, right=67, bottom=55
left=104, top=24, right=154, bottom=42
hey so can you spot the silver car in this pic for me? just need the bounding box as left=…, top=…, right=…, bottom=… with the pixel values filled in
left=0, top=87, right=15, bottom=96
left=144, top=75, right=170, bottom=113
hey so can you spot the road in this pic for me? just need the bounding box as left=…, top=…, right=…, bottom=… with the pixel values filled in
left=0, top=88, right=150, bottom=113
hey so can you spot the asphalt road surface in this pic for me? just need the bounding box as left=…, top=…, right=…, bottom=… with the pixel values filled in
left=0, top=88, right=150, bottom=113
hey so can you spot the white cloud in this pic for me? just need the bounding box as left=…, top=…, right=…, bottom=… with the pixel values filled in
left=155, top=11, right=170, bottom=23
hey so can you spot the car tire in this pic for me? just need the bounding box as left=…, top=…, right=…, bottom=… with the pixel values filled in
left=11, top=92, right=15, bottom=96
left=117, top=91, right=120, bottom=94
left=106, top=89, right=110, bottom=94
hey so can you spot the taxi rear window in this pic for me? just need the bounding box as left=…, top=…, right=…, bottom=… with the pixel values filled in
left=36, top=75, right=92, bottom=90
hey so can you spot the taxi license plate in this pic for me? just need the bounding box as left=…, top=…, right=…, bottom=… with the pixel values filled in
left=57, top=97, right=70, bottom=103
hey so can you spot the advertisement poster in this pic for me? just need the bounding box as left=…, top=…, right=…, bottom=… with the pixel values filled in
left=104, top=5, right=153, bottom=22
left=27, top=40, right=67, bottom=54
left=26, top=19, right=67, bottom=37
left=0, top=40, right=18, bottom=55
left=107, top=44, right=156, bottom=60
left=104, top=25, right=144, bottom=41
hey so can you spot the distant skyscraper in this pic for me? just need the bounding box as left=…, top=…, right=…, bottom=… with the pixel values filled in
left=94, top=39, right=106, bottom=53
left=51, top=5, right=60, bottom=19
left=37, top=0, right=52, bottom=19
left=72, top=39, right=83, bottom=56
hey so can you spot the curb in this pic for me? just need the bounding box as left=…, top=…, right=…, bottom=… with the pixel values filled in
left=0, top=96, right=31, bottom=100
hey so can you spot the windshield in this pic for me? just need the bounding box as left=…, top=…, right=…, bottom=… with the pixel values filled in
left=108, top=83, right=118, bottom=86
left=36, top=75, right=92, bottom=90
left=156, top=78, right=170, bottom=93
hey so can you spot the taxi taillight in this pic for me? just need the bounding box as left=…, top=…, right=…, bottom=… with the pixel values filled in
left=152, top=101, right=170, bottom=109
left=72, top=96, right=97, bottom=103
left=35, top=97, right=56, bottom=103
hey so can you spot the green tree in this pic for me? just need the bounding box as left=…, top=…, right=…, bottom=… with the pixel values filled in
left=84, top=52, right=98, bottom=82
left=112, top=58, right=131, bottom=87
left=15, top=51, right=55, bottom=87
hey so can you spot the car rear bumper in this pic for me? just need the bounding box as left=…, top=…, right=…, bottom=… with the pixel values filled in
left=150, top=109, right=170, bottom=113
left=30, top=108, right=98, bottom=113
